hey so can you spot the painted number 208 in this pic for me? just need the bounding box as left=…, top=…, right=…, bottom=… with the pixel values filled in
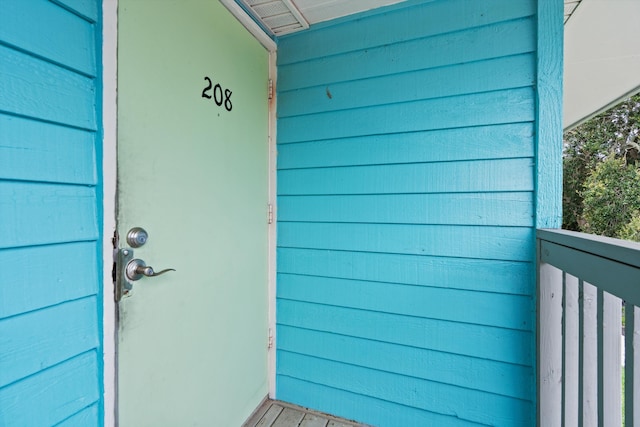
left=201, top=77, right=232, bottom=111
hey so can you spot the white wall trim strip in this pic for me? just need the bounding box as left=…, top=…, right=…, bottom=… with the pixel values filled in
left=102, top=0, right=118, bottom=425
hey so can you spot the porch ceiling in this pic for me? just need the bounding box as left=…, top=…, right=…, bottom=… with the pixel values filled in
left=284, top=0, right=409, bottom=27
left=236, top=0, right=410, bottom=35
left=563, top=0, right=640, bottom=130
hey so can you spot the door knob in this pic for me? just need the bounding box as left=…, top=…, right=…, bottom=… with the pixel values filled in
left=115, top=249, right=177, bottom=302
left=126, top=258, right=175, bottom=281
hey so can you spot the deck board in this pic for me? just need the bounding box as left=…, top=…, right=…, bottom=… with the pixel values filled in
left=244, top=399, right=367, bottom=427
left=254, top=404, right=284, bottom=427
left=299, top=413, right=329, bottom=427
left=272, top=407, right=306, bottom=426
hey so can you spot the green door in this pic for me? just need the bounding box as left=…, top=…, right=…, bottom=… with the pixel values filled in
left=116, top=1, right=269, bottom=425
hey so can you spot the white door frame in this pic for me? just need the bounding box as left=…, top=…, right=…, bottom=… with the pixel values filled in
left=267, top=50, right=278, bottom=399
left=100, top=1, right=278, bottom=425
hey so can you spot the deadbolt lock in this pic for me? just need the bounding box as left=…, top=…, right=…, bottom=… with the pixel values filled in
left=126, top=227, right=149, bottom=248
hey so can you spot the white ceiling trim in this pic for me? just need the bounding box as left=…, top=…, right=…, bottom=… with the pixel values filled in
left=220, top=0, right=277, bottom=51
left=564, top=0, right=582, bottom=23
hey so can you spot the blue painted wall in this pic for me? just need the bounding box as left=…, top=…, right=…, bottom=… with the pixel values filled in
left=276, top=0, right=561, bottom=425
left=0, top=0, right=103, bottom=425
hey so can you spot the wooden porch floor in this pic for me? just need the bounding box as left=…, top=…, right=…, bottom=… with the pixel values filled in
left=243, top=399, right=369, bottom=427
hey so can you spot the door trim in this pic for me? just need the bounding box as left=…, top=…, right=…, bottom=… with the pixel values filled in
left=102, top=0, right=118, bottom=425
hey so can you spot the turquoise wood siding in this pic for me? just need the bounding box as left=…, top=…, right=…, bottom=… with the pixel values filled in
left=0, top=1, right=103, bottom=425
left=276, top=0, right=561, bottom=425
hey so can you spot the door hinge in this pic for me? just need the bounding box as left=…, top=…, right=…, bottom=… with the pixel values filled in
left=268, top=79, right=274, bottom=100
left=268, top=203, right=274, bottom=224
left=268, top=328, right=274, bottom=349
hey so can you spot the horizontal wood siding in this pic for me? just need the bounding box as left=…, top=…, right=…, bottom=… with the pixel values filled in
left=275, top=0, right=538, bottom=425
left=0, top=1, right=102, bottom=426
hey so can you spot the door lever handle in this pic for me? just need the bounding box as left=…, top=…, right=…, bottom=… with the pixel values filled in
left=126, top=258, right=175, bottom=281
left=136, top=265, right=175, bottom=278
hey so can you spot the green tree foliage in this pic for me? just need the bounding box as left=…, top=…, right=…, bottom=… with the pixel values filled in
left=581, top=157, right=640, bottom=237
left=563, top=94, right=640, bottom=239
left=619, top=212, right=640, bottom=242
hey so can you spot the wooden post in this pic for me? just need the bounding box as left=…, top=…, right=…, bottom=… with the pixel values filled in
left=564, top=274, right=579, bottom=425
left=582, top=283, right=598, bottom=427
left=602, top=292, right=622, bottom=426
left=626, top=305, right=639, bottom=427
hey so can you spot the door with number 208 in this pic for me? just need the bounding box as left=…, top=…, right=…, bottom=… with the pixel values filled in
left=116, top=1, right=270, bottom=425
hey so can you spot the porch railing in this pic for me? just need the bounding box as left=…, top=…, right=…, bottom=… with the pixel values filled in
left=538, top=229, right=640, bottom=426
